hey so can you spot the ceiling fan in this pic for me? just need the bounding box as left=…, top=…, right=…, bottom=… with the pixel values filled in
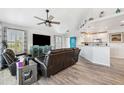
left=34, top=9, right=60, bottom=27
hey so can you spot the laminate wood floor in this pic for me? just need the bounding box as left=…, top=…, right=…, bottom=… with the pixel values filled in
left=0, top=57, right=124, bottom=85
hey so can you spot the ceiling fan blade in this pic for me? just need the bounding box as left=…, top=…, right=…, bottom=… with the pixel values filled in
left=49, top=23, right=52, bottom=27
left=48, top=15, right=54, bottom=21
left=34, top=16, right=45, bottom=21
left=50, top=21, right=60, bottom=24
left=37, top=22, right=45, bottom=25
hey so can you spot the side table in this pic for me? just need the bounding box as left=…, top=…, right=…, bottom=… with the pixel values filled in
left=16, top=60, right=37, bottom=85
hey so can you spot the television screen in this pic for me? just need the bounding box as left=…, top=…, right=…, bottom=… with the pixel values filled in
left=33, top=34, right=50, bottom=46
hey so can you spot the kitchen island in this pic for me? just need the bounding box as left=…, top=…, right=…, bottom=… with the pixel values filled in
left=80, top=46, right=110, bottom=66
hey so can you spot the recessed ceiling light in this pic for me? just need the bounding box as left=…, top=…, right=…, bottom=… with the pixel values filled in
left=105, top=26, right=108, bottom=29
left=91, top=26, right=94, bottom=28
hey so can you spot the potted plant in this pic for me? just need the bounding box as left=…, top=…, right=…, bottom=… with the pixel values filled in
left=116, top=8, right=121, bottom=14
left=2, top=40, right=8, bottom=49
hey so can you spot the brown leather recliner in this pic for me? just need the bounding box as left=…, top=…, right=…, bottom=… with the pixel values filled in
left=35, top=48, right=80, bottom=77
left=2, top=49, right=27, bottom=76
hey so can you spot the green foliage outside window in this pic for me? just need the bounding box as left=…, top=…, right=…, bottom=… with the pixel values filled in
left=8, top=40, right=24, bottom=53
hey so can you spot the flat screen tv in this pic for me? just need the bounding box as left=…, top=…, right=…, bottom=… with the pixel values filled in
left=33, top=34, right=51, bottom=46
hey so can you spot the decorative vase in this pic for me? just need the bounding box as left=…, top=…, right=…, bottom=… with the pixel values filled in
left=89, top=17, right=94, bottom=21
left=116, top=8, right=121, bottom=14
left=99, top=11, right=104, bottom=18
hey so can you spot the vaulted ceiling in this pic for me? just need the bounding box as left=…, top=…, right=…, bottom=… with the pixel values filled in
left=0, top=8, right=124, bottom=35
left=0, top=8, right=90, bottom=34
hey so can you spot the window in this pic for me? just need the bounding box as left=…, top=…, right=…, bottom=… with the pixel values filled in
left=54, top=35, right=62, bottom=49
left=7, top=28, right=25, bottom=53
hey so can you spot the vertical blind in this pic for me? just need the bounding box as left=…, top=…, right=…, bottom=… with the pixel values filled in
left=0, top=24, right=2, bottom=69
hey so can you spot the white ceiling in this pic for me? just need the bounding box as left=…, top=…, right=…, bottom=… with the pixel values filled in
left=0, top=8, right=90, bottom=34
left=80, top=8, right=124, bottom=33
left=0, top=8, right=124, bottom=34
left=82, top=13, right=124, bottom=32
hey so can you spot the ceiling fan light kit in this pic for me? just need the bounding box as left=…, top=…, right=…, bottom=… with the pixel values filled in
left=34, top=9, right=60, bottom=27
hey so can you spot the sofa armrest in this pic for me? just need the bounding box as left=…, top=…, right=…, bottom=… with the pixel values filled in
left=16, top=52, right=27, bottom=56
left=9, top=62, right=17, bottom=76
left=34, top=58, right=47, bottom=77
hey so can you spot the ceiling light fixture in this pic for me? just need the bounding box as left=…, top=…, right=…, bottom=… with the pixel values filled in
left=34, top=9, right=60, bottom=27
left=105, top=26, right=108, bottom=29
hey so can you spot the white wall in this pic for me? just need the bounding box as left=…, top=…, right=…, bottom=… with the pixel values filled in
left=1, top=22, right=62, bottom=53
left=108, top=29, right=124, bottom=58
left=77, top=9, right=124, bottom=59
left=27, top=26, right=61, bottom=52
left=110, top=43, right=124, bottom=58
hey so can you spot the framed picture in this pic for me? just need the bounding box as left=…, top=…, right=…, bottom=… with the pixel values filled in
left=109, top=32, right=124, bottom=43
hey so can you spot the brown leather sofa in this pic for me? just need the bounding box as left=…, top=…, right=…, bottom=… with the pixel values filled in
left=35, top=48, right=80, bottom=77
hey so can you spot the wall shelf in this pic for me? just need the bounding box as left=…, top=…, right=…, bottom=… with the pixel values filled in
left=87, top=12, right=124, bottom=25
left=81, top=12, right=124, bottom=32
